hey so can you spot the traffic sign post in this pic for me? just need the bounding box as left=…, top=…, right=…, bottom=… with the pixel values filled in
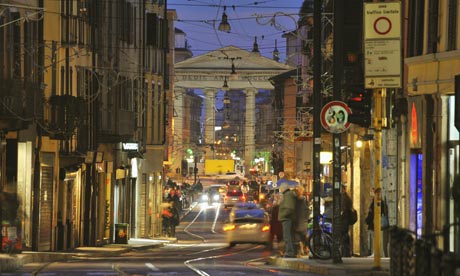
left=364, top=2, right=402, bottom=89
left=320, top=101, right=352, bottom=134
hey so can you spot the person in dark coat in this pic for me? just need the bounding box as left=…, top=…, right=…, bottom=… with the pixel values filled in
left=293, top=185, right=309, bottom=256
left=169, top=200, right=180, bottom=237
left=340, top=185, right=354, bottom=257
left=278, top=183, right=297, bottom=258
left=269, top=193, right=283, bottom=252
left=161, top=202, right=173, bottom=237
left=365, top=187, right=389, bottom=257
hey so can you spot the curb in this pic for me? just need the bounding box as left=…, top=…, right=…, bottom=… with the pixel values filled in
left=268, top=257, right=390, bottom=276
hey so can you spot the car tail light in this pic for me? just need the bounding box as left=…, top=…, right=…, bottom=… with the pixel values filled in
left=240, top=195, right=245, bottom=201
left=223, top=224, right=236, bottom=231
left=261, top=225, right=270, bottom=232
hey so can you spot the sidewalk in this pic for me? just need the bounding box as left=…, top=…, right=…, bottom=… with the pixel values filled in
left=0, top=203, right=198, bottom=273
left=0, top=238, right=175, bottom=273
left=269, top=255, right=390, bottom=276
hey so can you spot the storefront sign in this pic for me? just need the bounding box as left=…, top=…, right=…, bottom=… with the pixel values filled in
left=122, top=142, right=138, bottom=151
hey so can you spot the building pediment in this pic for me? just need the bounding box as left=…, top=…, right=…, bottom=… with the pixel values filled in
left=174, top=46, right=294, bottom=89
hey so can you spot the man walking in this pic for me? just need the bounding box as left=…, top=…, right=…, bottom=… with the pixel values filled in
left=278, top=183, right=297, bottom=258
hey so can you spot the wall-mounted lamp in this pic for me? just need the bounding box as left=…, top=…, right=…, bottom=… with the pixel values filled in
left=412, top=77, right=418, bottom=91
left=355, top=134, right=374, bottom=148
left=218, top=6, right=231, bottom=32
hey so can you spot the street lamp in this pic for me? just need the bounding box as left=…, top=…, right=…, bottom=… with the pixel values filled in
left=218, top=6, right=231, bottom=32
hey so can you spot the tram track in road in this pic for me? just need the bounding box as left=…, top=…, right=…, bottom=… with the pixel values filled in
left=182, top=202, right=224, bottom=242
left=23, top=201, right=296, bottom=276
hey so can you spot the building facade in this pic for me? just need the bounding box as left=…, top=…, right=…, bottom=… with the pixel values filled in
left=401, top=0, right=459, bottom=252
left=0, top=0, right=170, bottom=252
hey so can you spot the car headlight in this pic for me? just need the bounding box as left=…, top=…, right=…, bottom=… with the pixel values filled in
left=201, top=194, right=209, bottom=201
left=213, top=194, right=220, bottom=201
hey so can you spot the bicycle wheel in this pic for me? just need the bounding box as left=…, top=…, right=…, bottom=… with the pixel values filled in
left=308, top=230, right=333, bottom=260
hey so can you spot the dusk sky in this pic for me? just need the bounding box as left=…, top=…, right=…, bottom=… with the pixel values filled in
left=169, top=0, right=305, bottom=62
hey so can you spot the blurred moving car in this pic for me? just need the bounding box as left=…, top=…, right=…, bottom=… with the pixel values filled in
left=199, top=184, right=227, bottom=205
left=199, top=192, right=210, bottom=204
left=223, top=205, right=270, bottom=247
left=223, top=189, right=245, bottom=208
left=209, top=184, right=227, bottom=197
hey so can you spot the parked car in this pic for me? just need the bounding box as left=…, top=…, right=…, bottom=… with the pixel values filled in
left=223, top=206, right=270, bottom=247
left=223, top=189, right=245, bottom=208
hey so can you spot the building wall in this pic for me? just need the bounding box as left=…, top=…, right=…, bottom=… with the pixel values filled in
left=282, top=77, right=299, bottom=177
left=403, top=0, right=460, bottom=252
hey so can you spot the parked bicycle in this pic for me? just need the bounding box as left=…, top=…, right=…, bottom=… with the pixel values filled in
left=307, top=215, right=333, bottom=259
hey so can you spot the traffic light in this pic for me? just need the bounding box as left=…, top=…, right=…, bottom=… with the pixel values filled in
left=181, top=160, right=188, bottom=177
left=347, top=91, right=372, bottom=128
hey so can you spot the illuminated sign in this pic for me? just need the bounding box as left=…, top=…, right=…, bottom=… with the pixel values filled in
left=122, top=142, right=138, bottom=151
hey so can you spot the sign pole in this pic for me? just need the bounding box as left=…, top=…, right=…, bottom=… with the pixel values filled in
left=373, top=88, right=384, bottom=270
left=332, top=0, right=344, bottom=263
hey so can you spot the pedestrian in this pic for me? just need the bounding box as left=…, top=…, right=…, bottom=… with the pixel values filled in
left=365, top=187, right=389, bottom=257
left=195, top=180, right=203, bottom=193
left=268, top=193, right=283, bottom=254
left=168, top=188, right=181, bottom=212
left=161, top=202, right=173, bottom=237
left=241, top=182, right=250, bottom=199
left=340, top=184, right=355, bottom=257
left=277, top=183, right=297, bottom=258
left=169, top=200, right=180, bottom=237
left=293, top=185, right=309, bottom=256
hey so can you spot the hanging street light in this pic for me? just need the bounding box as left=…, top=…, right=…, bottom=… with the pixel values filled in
left=218, top=6, right=231, bottom=32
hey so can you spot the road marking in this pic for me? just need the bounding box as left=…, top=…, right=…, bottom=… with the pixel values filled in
left=145, top=262, right=160, bottom=271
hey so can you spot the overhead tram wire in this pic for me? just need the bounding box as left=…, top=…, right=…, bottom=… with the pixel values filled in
left=35, top=2, right=300, bottom=57
left=36, top=0, right=296, bottom=8
left=169, top=3, right=300, bottom=9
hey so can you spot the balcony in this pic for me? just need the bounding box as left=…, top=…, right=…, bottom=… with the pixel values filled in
left=47, top=95, right=86, bottom=140
left=0, top=79, right=42, bottom=132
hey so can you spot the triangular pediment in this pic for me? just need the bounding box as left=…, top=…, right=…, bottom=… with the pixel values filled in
left=175, top=46, right=292, bottom=72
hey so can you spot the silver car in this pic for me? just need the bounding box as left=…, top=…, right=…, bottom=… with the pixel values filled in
left=223, top=207, right=270, bottom=247
left=223, top=189, right=245, bottom=208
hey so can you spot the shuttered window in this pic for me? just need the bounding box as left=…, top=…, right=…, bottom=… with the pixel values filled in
left=407, top=0, right=425, bottom=56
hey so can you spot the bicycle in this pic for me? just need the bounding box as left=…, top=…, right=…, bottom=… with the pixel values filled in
left=307, top=215, right=333, bottom=260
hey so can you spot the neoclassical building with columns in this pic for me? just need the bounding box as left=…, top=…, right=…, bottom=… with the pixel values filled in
left=173, top=46, right=293, bottom=178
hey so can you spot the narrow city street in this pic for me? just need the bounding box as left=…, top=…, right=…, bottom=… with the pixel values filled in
left=2, top=203, right=318, bottom=276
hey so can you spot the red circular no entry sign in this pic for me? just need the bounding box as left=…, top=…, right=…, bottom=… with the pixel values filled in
left=373, top=17, right=392, bottom=35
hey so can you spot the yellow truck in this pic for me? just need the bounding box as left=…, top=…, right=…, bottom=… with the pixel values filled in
left=204, top=159, right=235, bottom=175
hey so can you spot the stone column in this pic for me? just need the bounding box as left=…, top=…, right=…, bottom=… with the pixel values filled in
left=244, top=88, right=257, bottom=176
left=204, top=88, right=216, bottom=159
